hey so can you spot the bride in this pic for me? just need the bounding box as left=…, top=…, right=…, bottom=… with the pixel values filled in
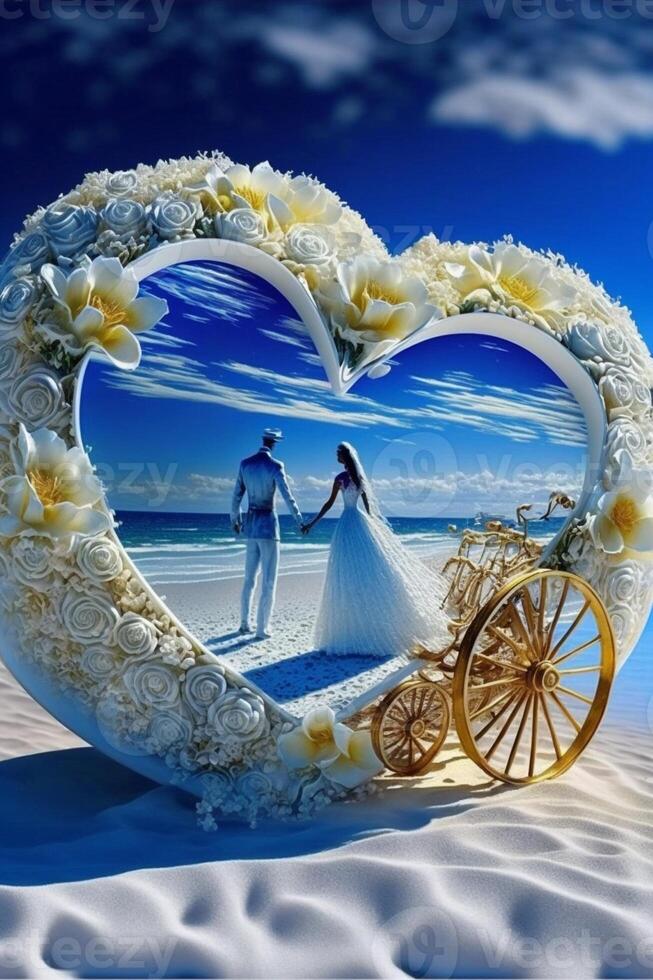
left=304, top=442, right=452, bottom=659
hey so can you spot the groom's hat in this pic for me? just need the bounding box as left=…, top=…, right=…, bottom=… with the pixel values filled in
left=263, top=427, right=284, bottom=442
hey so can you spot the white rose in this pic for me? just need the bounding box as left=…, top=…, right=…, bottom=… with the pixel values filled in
left=566, top=321, right=631, bottom=369
left=0, top=277, right=37, bottom=337
left=105, top=169, right=139, bottom=198
left=122, top=661, right=180, bottom=710
left=605, top=418, right=649, bottom=466
left=236, top=769, right=274, bottom=803
left=7, top=368, right=67, bottom=430
left=0, top=344, right=24, bottom=382
left=606, top=602, right=635, bottom=650
left=626, top=329, right=653, bottom=385
left=284, top=224, right=335, bottom=266
left=42, top=203, right=98, bottom=259
left=182, top=663, right=227, bottom=716
left=1, top=231, right=51, bottom=281
left=76, top=537, right=123, bottom=582
left=100, top=198, right=150, bottom=244
left=60, top=589, right=119, bottom=645
left=81, top=644, right=118, bottom=683
left=599, top=367, right=651, bottom=421
left=215, top=208, right=267, bottom=246
left=150, top=194, right=199, bottom=241
left=146, top=705, right=193, bottom=752
left=114, top=612, right=158, bottom=658
left=604, top=447, right=635, bottom=490
left=9, top=536, right=54, bottom=590
left=602, top=562, right=642, bottom=607
left=207, top=688, right=269, bottom=742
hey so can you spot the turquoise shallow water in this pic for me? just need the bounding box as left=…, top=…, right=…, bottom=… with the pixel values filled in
left=116, top=510, right=567, bottom=585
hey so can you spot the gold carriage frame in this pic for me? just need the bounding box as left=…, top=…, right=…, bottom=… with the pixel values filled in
left=352, top=496, right=617, bottom=785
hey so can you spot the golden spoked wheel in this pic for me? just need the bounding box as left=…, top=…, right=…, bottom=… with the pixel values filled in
left=372, top=680, right=450, bottom=776
left=453, top=570, right=615, bottom=785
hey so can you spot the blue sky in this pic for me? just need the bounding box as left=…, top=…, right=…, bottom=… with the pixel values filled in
left=3, top=3, right=651, bottom=513
left=80, top=260, right=587, bottom=517
left=2, top=2, right=653, bottom=355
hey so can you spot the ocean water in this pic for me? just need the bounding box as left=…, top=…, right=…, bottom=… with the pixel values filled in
left=116, top=510, right=566, bottom=586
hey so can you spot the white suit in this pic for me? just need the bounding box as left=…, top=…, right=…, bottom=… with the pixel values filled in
left=231, top=447, right=303, bottom=634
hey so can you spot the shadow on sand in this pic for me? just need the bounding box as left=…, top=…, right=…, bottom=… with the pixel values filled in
left=0, top=745, right=508, bottom=886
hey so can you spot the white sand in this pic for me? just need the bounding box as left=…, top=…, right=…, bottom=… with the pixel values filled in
left=157, top=537, right=461, bottom=716
left=0, top=542, right=652, bottom=977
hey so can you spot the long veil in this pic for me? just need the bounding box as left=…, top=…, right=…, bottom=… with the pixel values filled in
left=339, top=442, right=388, bottom=525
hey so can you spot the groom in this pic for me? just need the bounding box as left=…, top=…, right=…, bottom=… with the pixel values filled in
left=231, top=428, right=304, bottom=639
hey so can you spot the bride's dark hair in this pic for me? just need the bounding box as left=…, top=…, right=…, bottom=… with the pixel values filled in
left=337, top=442, right=385, bottom=522
left=338, top=442, right=387, bottom=523
left=338, top=442, right=363, bottom=489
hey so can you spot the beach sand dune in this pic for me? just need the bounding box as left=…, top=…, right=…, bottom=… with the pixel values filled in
left=0, top=550, right=651, bottom=977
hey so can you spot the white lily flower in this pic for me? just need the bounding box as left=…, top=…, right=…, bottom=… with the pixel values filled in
left=317, top=256, right=438, bottom=344
left=268, top=175, right=342, bottom=229
left=278, top=705, right=382, bottom=788
left=588, top=468, right=653, bottom=557
left=445, top=242, right=575, bottom=330
left=40, top=257, right=168, bottom=369
left=189, top=161, right=288, bottom=220
left=0, top=424, right=110, bottom=540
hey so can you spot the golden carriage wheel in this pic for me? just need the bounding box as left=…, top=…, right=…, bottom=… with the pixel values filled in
left=453, top=570, right=615, bottom=785
left=372, top=680, right=451, bottom=776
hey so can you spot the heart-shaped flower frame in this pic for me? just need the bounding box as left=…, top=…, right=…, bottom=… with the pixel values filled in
left=1, top=151, right=652, bottom=826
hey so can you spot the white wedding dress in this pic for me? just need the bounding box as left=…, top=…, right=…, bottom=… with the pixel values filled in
left=314, top=476, right=452, bottom=658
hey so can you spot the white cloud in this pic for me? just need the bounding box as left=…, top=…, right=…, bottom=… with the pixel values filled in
left=105, top=348, right=408, bottom=430
left=409, top=371, right=588, bottom=447
left=258, top=328, right=309, bottom=349
left=140, top=261, right=277, bottom=325
left=431, top=68, right=653, bottom=150
left=372, top=466, right=584, bottom=517
left=187, top=473, right=235, bottom=495
left=259, top=20, right=377, bottom=88
left=121, top=464, right=584, bottom=517
left=105, top=335, right=587, bottom=450
left=39, top=4, right=653, bottom=151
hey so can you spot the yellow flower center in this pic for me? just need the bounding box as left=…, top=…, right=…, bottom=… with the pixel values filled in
left=363, top=281, right=403, bottom=307
left=230, top=185, right=267, bottom=211
left=29, top=468, right=65, bottom=507
left=611, top=496, right=638, bottom=536
left=498, top=274, right=540, bottom=308
left=310, top=725, right=333, bottom=744
left=90, top=295, right=127, bottom=331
